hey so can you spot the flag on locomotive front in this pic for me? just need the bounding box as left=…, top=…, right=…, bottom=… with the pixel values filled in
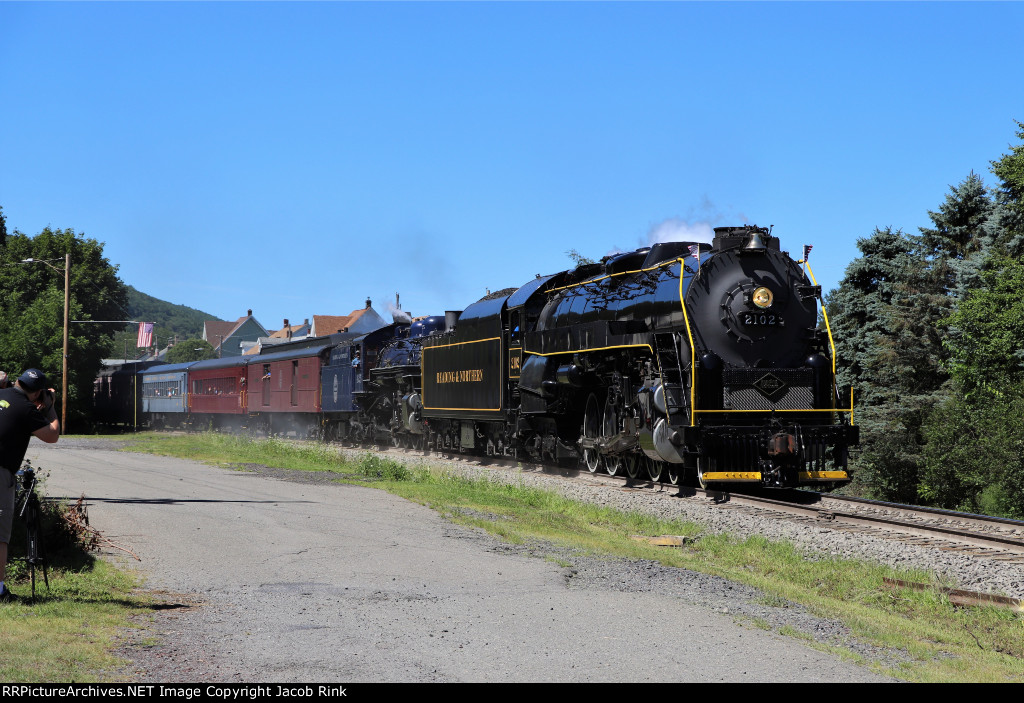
left=137, top=322, right=154, bottom=348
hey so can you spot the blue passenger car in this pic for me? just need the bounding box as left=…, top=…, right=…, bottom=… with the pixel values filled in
left=139, top=362, right=195, bottom=427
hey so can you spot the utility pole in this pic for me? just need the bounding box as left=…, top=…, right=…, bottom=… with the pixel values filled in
left=62, top=252, right=69, bottom=432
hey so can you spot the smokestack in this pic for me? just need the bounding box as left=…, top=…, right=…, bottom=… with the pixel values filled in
left=366, top=297, right=372, bottom=309
left=284, top=319, right=291, bottom=339
left=247, top=309, right=252, bottom=317
left=445, top=310, right=461, bottom=333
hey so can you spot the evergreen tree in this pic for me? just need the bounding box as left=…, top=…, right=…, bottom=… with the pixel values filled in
left=990, top=119, right=1024, bottom=253
left=918, top=171, right=998, bottom=296
left=826, top=227, right=941, bottom=501
left=828, top=227, right=923, bottom=401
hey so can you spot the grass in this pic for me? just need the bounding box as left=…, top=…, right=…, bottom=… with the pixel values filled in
left=1, top=489, right=153, bottom=682
left=31, top=431, right=1024, bottom=682
left=123, top=431, right=347, bottom=474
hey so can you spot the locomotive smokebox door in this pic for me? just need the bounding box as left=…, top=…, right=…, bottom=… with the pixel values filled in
left=688, top=250, right=817, bottom=369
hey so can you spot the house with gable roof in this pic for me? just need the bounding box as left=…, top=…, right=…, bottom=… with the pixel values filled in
left=310, top=298, right=388, bottom=337
left=203, top=309, right=270, bottom=357
left=241, top=318, right=314, bottom=355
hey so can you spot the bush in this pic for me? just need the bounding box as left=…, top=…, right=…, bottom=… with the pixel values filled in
left=919, top=384, right=1024, bottom=518
left=355, top=454, right=412, bottom=481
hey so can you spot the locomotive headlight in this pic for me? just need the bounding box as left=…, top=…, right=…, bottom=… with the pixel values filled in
left=752, top=287, right=774, bottom=308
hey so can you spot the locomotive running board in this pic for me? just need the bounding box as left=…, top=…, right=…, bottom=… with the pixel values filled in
left=798, top=471, right=850, bottom=481
left=701, top=472, right=762, bottom=482
left=702, top=470, right=849, bottom=483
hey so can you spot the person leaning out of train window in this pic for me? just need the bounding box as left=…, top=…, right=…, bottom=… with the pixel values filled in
left=0, top=369, right=60, bottom=602
left=352, top=350, right=361, bottom=368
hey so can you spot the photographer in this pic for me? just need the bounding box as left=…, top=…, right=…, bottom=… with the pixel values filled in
left=0, top=368, right=60, bottom=602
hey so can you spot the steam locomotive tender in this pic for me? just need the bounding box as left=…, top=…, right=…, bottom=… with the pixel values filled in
left=418, top=226, right=856, bottom=488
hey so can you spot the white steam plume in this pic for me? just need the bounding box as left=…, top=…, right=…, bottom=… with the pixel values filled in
left=646, top=218, right=715, bottom=245
left=384, top=295, right=413, bottom=324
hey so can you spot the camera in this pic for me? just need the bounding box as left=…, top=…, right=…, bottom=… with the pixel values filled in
left=17, top=464, right=36, bottom=491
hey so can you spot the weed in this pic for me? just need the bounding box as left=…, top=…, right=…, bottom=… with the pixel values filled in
left=355, top=454, right=412, bottom=481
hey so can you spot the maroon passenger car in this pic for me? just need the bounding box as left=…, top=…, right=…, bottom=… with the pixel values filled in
left=245, top=344, right=329, bottom=436
left=188, top=356, right=249, bottom=431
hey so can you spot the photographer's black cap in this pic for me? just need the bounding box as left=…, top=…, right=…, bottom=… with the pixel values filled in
left=18, top=368, right=48, bottom=392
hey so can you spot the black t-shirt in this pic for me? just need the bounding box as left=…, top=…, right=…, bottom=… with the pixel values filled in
left=0, top=386, right=49, bottom=474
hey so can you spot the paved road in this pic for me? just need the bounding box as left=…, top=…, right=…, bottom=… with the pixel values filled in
left=31, top=440, right=894, bottom=682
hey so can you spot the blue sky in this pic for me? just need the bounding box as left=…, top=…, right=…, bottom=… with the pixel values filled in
left=2, top=1, right=1022, bottom=332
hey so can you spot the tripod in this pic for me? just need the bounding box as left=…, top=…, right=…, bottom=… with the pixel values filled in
left=15, top=461, right=49, bottom=599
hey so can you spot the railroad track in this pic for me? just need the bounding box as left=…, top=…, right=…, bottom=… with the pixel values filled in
left=351, top=442, right=1024, bottom=565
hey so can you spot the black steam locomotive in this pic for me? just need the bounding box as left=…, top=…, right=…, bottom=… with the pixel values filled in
left=390, top=225, right=856, bottom=488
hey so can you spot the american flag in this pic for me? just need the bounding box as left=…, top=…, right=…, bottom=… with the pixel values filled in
left=688, top=244, right=701, bottom=261
left=137, top=322, right=154, bottom=348
left=803, top=244, right=813, bottom=262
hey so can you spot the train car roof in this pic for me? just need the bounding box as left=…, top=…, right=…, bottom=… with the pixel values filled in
left=187, top=356, right=251, bottom=372
left=139, top=361, right=199, bottom=376
left=333, top=323, right=408, bottom=348
left=257, top=331, right=361, bottom=354
left=250, top=343, right=331, bottom=363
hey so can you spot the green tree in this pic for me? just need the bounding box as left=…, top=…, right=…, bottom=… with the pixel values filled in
left=827, top=123, right=1024, bottom=509
left=826, top=227, right=948, bottom=502
left=920, top=384, right=1024, bottom=518
left=942, top=255, right=1024, bottom=398
left=915, top=126, right=1024, bottom=518
left=0, top=226, right=129, bottom=427
left=165, top=339, right=216, bottom=364
left=990, top=119, right=1024, bottom=251
left=918, top=171, right=998, bottom=296
left=828, top=227, right=926, bottom=401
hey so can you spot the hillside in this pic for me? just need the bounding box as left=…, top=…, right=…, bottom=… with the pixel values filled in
left=105, top=286, right=222, bottom=359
